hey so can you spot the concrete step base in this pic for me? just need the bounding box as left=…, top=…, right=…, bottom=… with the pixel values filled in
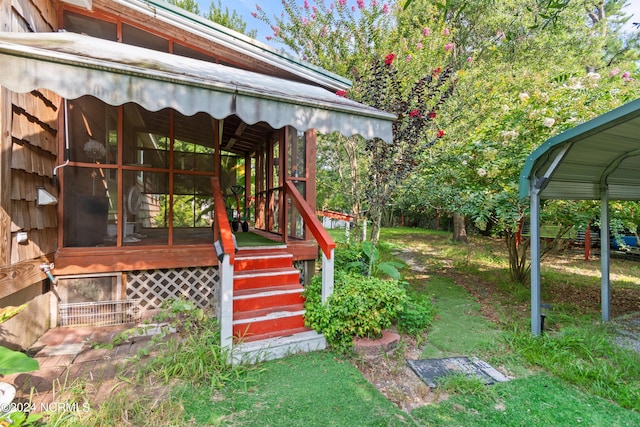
left=231, top=330, right=326, bottom=365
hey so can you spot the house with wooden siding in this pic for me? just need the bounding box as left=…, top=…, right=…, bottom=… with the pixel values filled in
left=0, top=0, right=394, bottom=360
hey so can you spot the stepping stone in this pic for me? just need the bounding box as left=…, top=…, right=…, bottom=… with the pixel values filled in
left=407, top=356, right=510, bottom=388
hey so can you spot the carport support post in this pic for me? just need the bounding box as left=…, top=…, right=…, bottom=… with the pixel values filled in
left=530, top=185, right=542, bottom=336
left=600, top=189, right=611, bottom=322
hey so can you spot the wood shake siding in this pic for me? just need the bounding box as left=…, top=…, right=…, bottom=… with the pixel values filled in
left=0, top=0, right=59, bottom=299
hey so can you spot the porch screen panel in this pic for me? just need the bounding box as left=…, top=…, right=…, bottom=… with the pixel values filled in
left=173, top=174, right=214, bottom=245
left=121, top=170, right=168, bottom=245
left=63, top=97, right=118, bottom=247
left=287, top=182, right=306, bottom=240
left=288, top=127, right=306, bottom=178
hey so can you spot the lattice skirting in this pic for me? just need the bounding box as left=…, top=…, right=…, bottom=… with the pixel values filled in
left=127, top=267, right=220, bottom=312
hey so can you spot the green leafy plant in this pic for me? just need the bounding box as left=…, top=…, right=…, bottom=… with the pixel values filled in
left=304, top=272, right=408, bottom=353
left=361, top=241, right=405, bottom=280
left=396, top=292, right=435, bottom=337
left=339, top=241, right=405, bottom=279
left=0, top=411, right=44, bottom=426
left=0, top=346, right=39, bottom=376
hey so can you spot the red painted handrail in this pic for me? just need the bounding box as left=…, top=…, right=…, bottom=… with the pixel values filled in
left=285, top=180, right=336, bottom=259
left=211, top=177, right=235, bottom=265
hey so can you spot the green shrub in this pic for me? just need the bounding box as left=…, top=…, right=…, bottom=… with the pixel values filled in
left=333, top=242, right=366, bottom=274
left=396, top=292, right=435, bottom=337
left=303, top=271, right=408, bottom=353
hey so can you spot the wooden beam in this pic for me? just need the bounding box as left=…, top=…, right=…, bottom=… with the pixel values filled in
left=225, top=122, right=247, bottom=150
left=0, top=256, right=52, bottom=300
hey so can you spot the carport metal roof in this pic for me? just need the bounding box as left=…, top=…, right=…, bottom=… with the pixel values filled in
left=519, top=97, right=640, bottom=336
left=519, top=98, right=640, bottom=201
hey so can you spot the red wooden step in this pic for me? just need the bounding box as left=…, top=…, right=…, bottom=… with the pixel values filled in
left=233, top=268, right=301, bottom=290
left=234, top=326, right=313, bottom=344
left=232, top=304, right=305, bottom=338
left=235, top=250, right=293, bottom=271
left=233, top=285, right=304, bottom=313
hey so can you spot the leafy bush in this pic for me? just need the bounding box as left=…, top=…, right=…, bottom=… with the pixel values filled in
left=334, top=241, right=404, bottom=279
left=304, top=271, right=408, bottom=353
left=396, top=292, right=435, bottom=337
left=333, top=242, right=366, bottom=274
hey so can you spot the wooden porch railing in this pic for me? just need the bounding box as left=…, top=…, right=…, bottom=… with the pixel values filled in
left=210, top=177, right=235, bottom=265
left=211, top=176, right=234, bottom=348
left=284, top=180, right=336, bottom=303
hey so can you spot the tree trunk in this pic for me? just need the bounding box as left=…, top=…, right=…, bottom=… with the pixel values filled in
left=506, top=230, right=530, bottom=284
left=435, top=209, right=441, bottom=230
left=452, top=212, right=468, bottom=243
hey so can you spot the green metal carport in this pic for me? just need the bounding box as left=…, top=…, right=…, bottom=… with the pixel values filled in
left=519, top=98, right=640, bottom=335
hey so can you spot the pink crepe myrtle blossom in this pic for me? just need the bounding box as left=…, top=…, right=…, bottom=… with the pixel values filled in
left=352, top=6, right=356, bottom=12
left=304, top=0, right=310, bottom=8
left=406, top=54, right=412, bottom=61
left=467, top=56, right=473, bottom=64
left=443, top=28, right=450, bottom=35
left=622, top=71, right=633, bottom=82
left=416, top=42, right=423, bottom=49
left=382, top=3, right=389, bottom=13
left=357, top=0, right=365, bottom=8
left=609, top=68, right=620, bottom=77
left=444, top=43, right=454, bottom=52
left=423, top=27, right=430, bottom=36
left=339, top=0, right=347, bottom=5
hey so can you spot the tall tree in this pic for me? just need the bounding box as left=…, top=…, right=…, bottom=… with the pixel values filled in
left=168, top=0, right=257, bottom=37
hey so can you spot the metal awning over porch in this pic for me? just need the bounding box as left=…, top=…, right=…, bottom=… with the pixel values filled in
left=0, top=31, right=395, bottom=143
left=519, top=98, right=640, bottom=335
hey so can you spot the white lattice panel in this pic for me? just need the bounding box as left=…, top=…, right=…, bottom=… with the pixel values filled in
left=127, top=267, right=220, bottom=311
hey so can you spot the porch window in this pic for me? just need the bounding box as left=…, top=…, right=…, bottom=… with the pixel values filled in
left=63, top=96, right=216, bottom=247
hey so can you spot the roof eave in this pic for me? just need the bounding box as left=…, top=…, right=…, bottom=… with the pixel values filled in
left=112, top=0, right=353, bottom=92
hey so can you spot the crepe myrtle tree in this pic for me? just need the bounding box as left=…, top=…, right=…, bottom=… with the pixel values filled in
left=255, top=1, right=459, bottom=249
left=350, top=54, right=455, bottom=253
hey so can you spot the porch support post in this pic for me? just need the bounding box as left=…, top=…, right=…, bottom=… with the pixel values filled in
left=530, top=184, right=542, bottom=336
left=321, top=248, right=334, bottom=304
left=600, top=187, right=611, bottom=322
left=219, top=253, right=234, bottom=349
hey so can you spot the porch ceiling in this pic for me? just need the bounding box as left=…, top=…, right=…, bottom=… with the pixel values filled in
left=0, top=31, right=396, bottom=148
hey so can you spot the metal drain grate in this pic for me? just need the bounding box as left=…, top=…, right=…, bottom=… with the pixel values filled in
left=58, top=299, right=142, bottom=327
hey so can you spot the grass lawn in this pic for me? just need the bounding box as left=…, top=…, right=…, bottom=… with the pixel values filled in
left=177, top=351, right=413, bottom=426
left=44, top=227, right=640, bottom=426
left=413, top=374, right=640, bottom=426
